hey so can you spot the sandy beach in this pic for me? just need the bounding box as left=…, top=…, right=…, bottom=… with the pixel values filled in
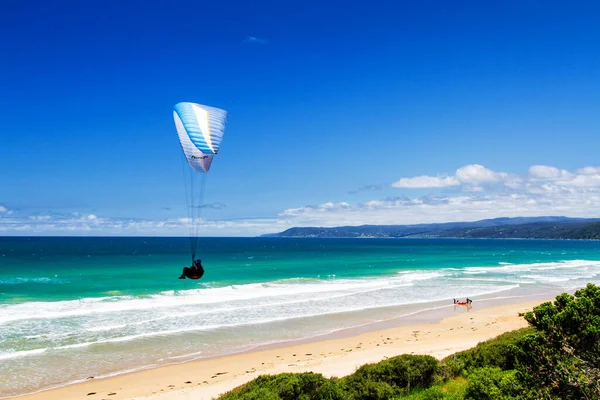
left=11, top=298, right=548, bottom=400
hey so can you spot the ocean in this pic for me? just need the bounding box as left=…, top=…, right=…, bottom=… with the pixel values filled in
left=2, top=237, right=600, bottom=397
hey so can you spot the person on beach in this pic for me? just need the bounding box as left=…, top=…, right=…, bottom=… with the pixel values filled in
left=178, top=259, right=204, bottom=280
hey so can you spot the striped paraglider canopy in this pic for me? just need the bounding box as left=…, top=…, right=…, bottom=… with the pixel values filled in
left=173, top=102, right=228, bottom=173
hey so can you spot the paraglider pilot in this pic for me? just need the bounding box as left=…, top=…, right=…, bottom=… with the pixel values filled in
left=179, top=259, right=205, bottom=280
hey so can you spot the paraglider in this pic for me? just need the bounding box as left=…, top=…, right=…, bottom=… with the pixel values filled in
left=173, top=102, right=228, bottom=279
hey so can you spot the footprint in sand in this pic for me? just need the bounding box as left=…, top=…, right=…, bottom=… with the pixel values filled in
left=87, top=393, right=96, bottom=396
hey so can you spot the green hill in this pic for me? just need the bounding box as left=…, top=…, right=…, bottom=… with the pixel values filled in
left=264, top=217, right=600, bottom=240
left=438, top=220, right=600, bottom=239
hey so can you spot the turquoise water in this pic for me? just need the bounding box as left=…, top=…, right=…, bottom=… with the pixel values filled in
left=2, top=237, right=600, bottom=396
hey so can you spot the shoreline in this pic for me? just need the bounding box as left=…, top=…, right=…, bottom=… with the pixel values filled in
left=9, top=293, right=556, bottom=400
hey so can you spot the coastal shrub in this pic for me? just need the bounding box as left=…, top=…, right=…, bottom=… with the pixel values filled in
left=510, top=283, right=600, bottom=399
left=392, top=377, right=468, bottom=400
left=218, top=372, right=349, bottom=400
left=341, top=354, right=439, bottom=399
left=442, top=327, right=534, bottom=376
left=430, top=364, right=454, bottom=384
left=399, top=385, right=453, bottom=400
left=342, top=378, right=397, bottom=400
left=398, top=386, right=446, bottom=400
left=463, top=367, right=522, bottom=400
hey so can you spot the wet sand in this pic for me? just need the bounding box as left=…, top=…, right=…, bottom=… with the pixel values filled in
left=12, top=298, right=548, bottom=400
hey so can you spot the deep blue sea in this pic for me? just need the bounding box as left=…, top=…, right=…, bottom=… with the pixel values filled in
left=2, top=237, right=600, bottom=397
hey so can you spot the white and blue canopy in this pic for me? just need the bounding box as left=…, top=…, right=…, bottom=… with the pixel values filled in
left=173, top=102, right=228, bottom=172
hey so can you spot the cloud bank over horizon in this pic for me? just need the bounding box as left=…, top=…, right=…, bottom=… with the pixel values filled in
left=2, top=163, right=600, bottom=236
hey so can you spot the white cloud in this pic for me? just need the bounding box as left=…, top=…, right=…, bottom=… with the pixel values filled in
left=389, top=164, right=522, bottom=191
left=577, top=166, right=600, bottom=175
left=455, top=164, right=500, bottom=184
left=391, top=163, right=600, bottom=194
left=524, top=165, right=600, bottom=189
left=392, top=175, right=459, bottom=188
left=562, top=174, right=600, bottom=187
left=0, top=205, right=14, bottom=216
left=280, top=202, right=350, bottom=217
left=528, top=165, right=573, bottom=181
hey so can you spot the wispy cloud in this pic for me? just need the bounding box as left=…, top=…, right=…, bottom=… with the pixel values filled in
left=392, top=175, right=459, bottom=189
left=0, top=205, right=13, bottom=215
left=348, top=184, right=383, bottom=194
left=243, top=36, right=268, bottom=45
left=192, top=202, right=227, bottom=210
left=0, top=213, right=283, bottom=236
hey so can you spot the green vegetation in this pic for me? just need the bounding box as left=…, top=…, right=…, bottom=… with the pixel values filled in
left=219, top=284, right=600, bottom=400
left=442, top=327, right=535, bottom=375
left=439, top=221, right=600, bottom=240
left=512, top=283, right=600, bottom=399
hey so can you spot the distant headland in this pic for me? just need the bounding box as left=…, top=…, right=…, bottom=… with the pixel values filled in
left=262, top=216, right=600, bottom=240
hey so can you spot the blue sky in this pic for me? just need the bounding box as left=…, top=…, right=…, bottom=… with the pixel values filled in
left=1, top=0, right=600, bottom=236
